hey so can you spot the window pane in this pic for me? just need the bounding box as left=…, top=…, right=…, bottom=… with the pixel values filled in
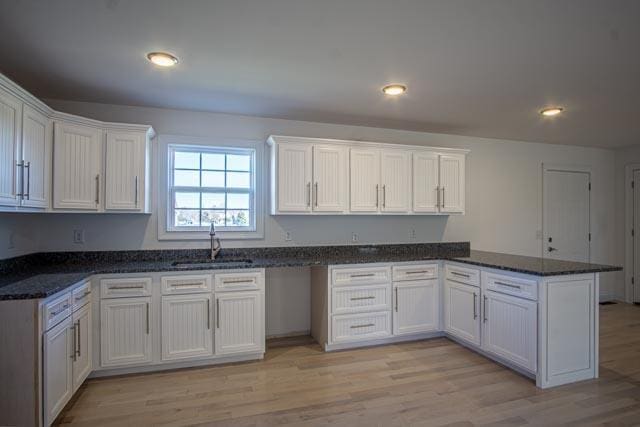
left=202, top=210, right=226, bottom=226
left=174, top=209, right=200, bottom=226
left=227, top=154, right=251, bottom=171
left=226, top=210, right=250, bottom=226
left=202, top=153, right=225, bottom=170
left=226, top=172, right=250, bottom=188
left=202, top=193, right=225, bottom=209
left=174, top=170, right=200, bottom=187
left=174, top=151, right=200, bottom=169
left=227, top=193, right=249, bottom=209
left=202, top=171, right=225, bottom=187
left=175, top=192, right=200, bottom=209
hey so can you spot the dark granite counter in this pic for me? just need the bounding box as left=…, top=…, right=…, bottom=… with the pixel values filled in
left=0, top=243, right=621, bottom=300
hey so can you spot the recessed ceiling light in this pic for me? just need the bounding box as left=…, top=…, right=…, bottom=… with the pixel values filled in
left=382, top=84, right=407, bottom=96
left=540, top=107, right=563, bottom=116
left=146, top=52, right=179, bottom=67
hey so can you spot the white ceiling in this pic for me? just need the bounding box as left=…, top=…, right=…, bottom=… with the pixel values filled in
left=1, top=0, right=639, bottom=148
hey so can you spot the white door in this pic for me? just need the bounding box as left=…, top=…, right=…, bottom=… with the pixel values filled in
left=0, top=88, right=21, bottom=207
left=276, top=143, right=312, bottom=212
left=350, top=148, right=380, bottom=212
left=439, top=154, right=465, bottom=213
left=543, top=168, right=590, bottom=262
left=100, top=297, right=152, bottom=367
left=72, top=303, right=92, bottom=390
left=43, top=317, right=73, bottom=426
left=215, top=291, right=264, bottom=356
left=161, top=294, right=214, bottom=361
left=53, top=122, right=103, bottom=210
left=634, top=170, right=640, bottom=302
left=20, top=105, right=51, bottom=208
left=380, top=150, right=410, bottom=212
left=481, top=291, right=537, bottom=372
left=312, top=144, right=346, bottom=212
left=444, top=280, right=481, bottom=346
left=105, top=131, right=145, bottom=211
left=412, top=152, right=439, bottom=213
left=393, top=279, right=439, bottom=335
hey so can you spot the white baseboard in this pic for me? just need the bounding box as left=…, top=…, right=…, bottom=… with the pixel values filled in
left=324, top=331, right=445, bottom=352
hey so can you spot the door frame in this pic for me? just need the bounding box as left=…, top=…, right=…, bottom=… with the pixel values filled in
left=542, top=163, right=592, bottom=262
left=624, top=163, right=640, bottom=303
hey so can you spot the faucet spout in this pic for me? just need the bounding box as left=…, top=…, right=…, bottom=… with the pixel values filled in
left=209, top=223, right=222, bottom=260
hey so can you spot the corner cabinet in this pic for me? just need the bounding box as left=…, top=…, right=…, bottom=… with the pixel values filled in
left=268, top=135, right=467, bottom=216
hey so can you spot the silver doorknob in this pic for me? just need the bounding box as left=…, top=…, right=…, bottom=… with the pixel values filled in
left=548, top=246, right=557, bottom=252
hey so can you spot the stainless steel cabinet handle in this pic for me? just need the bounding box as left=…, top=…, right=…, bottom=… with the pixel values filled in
left=110, top=285, right=144, bottom=290
left=350, top=323, right=375, bottom=329
left=207, top=299, right=210, bottom=329
left=146, top=302, right=150, bottom=334
left=375, top=184, right=379, bottom=207
left=314, top=182, right=318, bottom=207
left=395, top=287, right=398, bottom=312
left=51, top=304, right=70, bottom=316
left=95, top=175, right=100, bottom=205
left=350, top=273, right=375, bottom=278
left=306, top=182, right=311, bottom=207
left=134, top=176, right=138, bottom=206
left=170, top=282, right=203, bottom=288
left=442, top=187, right=445, bottom=208
left=436, top=186, right=440, bottom=208
left=216, top=298, right=220, bottom=328
left=473, top=293, right=477, bottom=319
left=16, top=161, right=24, bottom=198
left=222, top=279, right=255, bottom=285
left=70, top=323, right=77, bottom=361
left=451, top=271, right=470, bottom=278
left=24, top=161, right=30, bottom=200
left=75, top=290, right=91, bottom=301
left=382, top=185, right=386, bottom=208
left=483, top=295, right=488, bottom=323
left=350, top=296, right=375, bottom=301
left=405, top=270, right=430, bottom=275
left=494, top=281, right=521, bottom=290
left=76, top=320, right=81, bottom=357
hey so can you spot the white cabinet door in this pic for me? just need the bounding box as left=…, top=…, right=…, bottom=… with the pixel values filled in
left=350, top=148, right=380, bottom=212
left=72, top=303, right=92, bottom=391
left=439, top=154, right=465, bottom=214
left=482, top=290, right=537, bottom=372
left=312, top=144, right=346, bottom=212
left=380, top=150, right=410, bottom=212
left=276, top=143, right=312, bottom=212
left=0, top=88, right=21, bottom=207
left=393, top=279, right=439, bottom=335
left=161, top=294, right=214, bottom=361
left=20, top=104, right=51, bottom=208
left=53, top=122, right=103, bottom=210
left=215, top=291, right=264, bottom=356
left=105, top=131, right=145, bottom=211
left=412, top=152, right=439, bottom=213
left=43, top=316, right=73, bottom=427
left=100, top=297, right=152, bottom=367
left=444, top=280, right=481, bottom=346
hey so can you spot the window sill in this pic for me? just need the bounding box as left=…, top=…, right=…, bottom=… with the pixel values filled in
left=158, top=229, right=264, bottom=241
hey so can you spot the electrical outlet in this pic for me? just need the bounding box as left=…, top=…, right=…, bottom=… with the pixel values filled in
left=410, top=228, right=417, bottom=239
left=284, top=231, right=292, bottom=241
left=352, top=232, right=358, bottom=243
left=8, top=231, right=15, bottom=249
left=73, top=229, right=85, bottom=244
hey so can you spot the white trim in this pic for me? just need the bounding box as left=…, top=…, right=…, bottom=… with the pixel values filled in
left=624, top=163, right=640, bottom=303
left=157, top=135, right=264, bottom=241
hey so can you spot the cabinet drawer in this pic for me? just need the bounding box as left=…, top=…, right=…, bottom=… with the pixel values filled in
left=445, top=264, right=480, bottom=287
left=43, top=292, right=72, bottom=331
left=72, top=281, right=92, bottom=311
left=483, top=271, right=538, bottom=301
left=100, top=277, right=152, bottom=298
left=214, top=271, right=263, bottom=292
left=161, top=274, right=212, bottom=295
left=331, top=284, right=391, bottom=314
left=393, top=264, right=438, bottom=281
left=331, top=266, right=391, bottom=287
left=331, top=311, right=391, bottom=344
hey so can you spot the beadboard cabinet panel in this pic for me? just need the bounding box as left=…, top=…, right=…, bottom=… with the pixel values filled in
left=350, top=148, right=380, bottom=212
left=0, top=88, right=21, bottom=207
left=440, top=154, right=465, bottom=213
left=21, top=104, right=51, bottom=208
left=161, top=294, right=214, bottom=361
left=215, top=291, right=264, bottom=356
left=393, top=279, right=439, bottom=336
left=105, top=131, right=146, bottom=211
left=100, top=297, right=152, bottom=367
left=412, top=152, right=439, bottom=213
left=312, top=144, right=347, bottom=212
left=276, top=142, right=312, bottom=213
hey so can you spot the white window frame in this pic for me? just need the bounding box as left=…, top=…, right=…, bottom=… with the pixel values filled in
left=158, top=135, right=264, bottom=241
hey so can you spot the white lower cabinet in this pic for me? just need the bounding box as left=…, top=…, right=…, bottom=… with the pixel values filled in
left=71, top=303, right=92, bottom=390
left=215, top=291, right=264, bottom=356
left=481, top=290, right=537, bottom=373
left=444, top=279, right=481, bottom=346
left=393, top=279, right=439, bottom=335
left=43, top=316, right=73, bottom=426
left=100, top=297, right=152, bottom=367
left=161, top=294, right=213, bottom=361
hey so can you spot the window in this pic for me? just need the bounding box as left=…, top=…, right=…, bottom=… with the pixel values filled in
left=168, top=145, right=256, bottom=232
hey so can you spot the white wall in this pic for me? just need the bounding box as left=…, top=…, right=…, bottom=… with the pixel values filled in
left=0, top=213, right=40, bottom=259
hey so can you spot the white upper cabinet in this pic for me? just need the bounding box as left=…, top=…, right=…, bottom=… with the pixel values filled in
left=105, top=131, right=147, bottom=211
left=312, top=144, right=347, bottom=212
left=274, top=142, right=312, bottom=213
left=350, top=148, right=380, bottom=212
left=380, top=150, right=411, bottom=212
left=21, top=104, right=51, bottom=208
left=0, top=88, right=21, bottom=207
left=412, top=152, right=439, bottom=213
left=439, top=154, right=465, bottom=214
left=53, top=121, right=103, bottom=210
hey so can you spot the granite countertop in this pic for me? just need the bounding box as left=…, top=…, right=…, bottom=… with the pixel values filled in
left=0, top=243, right=621, bottom=301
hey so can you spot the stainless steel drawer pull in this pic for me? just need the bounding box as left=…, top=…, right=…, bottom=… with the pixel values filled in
left=350, top=323, right=375, bottom=329
left=70, top=323, right=77, bottom=361
left=50, top=304, right=69, bottom=316
left=450, top=271, right=470, bottom=278
left=170, top=282, right=204, bottom=287
left=76, top=320, right=81, bottom=357
left=146, top=302, right=150, bottom=334
left=222, top=279, right=255, bottom=285
left=207, top=299, right=210, bottom=329
left=483, top=295, right=488, bottom=323
left=75, top=290, right=91, bottom=300
left=110, top=285, right=145, bottom=290
left=395, top=287, right=399, bottom=312
left=494, top=281, right=521, bottom=290
left=405, top=270, right=430, bottom=275
left=216, top=298, right=220, bottom=328
left=350, top=273, right=375, bottom=278
left=350, top=296, right=375, bottom=301
left=473, top=293, right=477, bottom=319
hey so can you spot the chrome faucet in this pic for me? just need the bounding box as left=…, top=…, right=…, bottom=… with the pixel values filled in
left=209, top=223, right=221, bottom=260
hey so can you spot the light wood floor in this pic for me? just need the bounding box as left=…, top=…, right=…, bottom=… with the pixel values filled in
left=57, top=303, right=640, bottom=426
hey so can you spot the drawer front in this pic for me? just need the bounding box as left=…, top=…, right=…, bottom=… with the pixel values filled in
left=445, top=264, right=480, bottom=287
left=331, top=266, right=391, bottom=287
left=483, top=271, right=538, bottom=301
left=100, top=277, right=152, bottom=298
left=214, top=271, right=263, bottom=292
left=331, top=311, right=392, bottom=344
left=332, top=284, right=391, bottom=314
left=44, top=292, right=73, bottom=331
left=161, top=274, right=212, bottom=295
left=393, top=263, right=438, bottom=282
left=72, top=281, right=92, bottom=311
